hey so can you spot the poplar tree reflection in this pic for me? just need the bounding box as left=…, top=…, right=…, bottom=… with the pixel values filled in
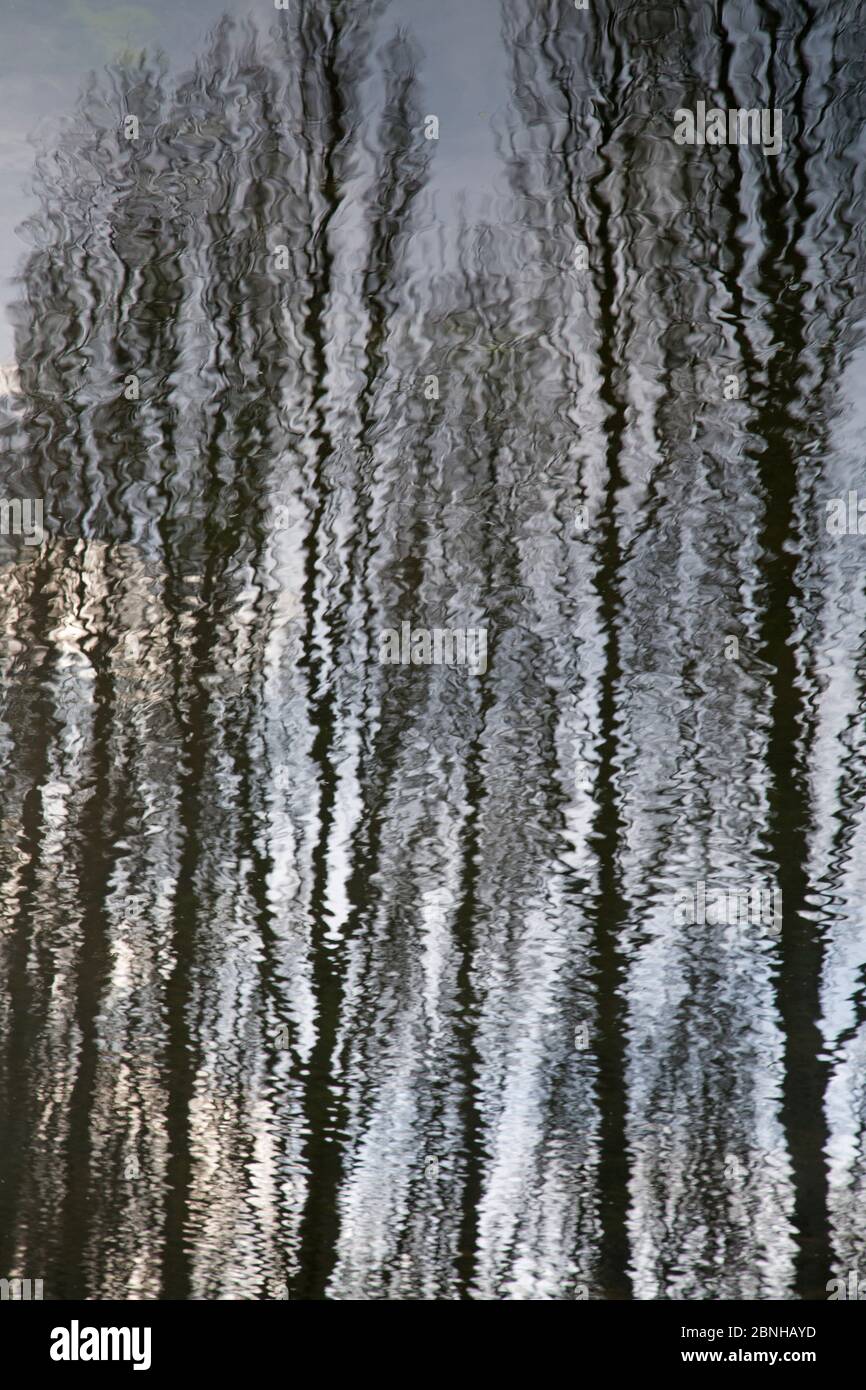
left=1, top=0, right=865, bottom=1304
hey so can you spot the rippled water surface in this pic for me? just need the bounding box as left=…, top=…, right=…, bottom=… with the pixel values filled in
left=1, top=0, right=866, bottom=1301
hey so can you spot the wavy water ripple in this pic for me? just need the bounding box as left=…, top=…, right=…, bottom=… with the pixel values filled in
left=0, top=0, right=865, bottom=1302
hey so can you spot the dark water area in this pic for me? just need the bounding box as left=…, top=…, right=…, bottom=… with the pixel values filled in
left=0, top=0, right=865, bottom=1302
